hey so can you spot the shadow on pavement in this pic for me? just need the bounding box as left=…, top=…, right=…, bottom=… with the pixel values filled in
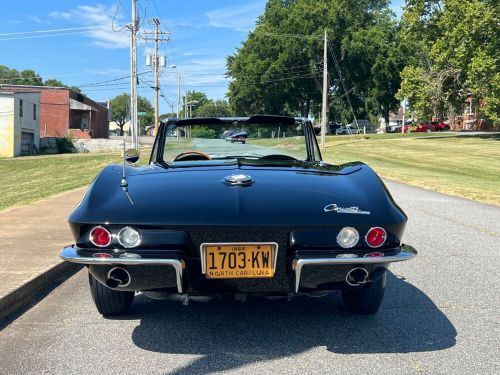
left=127, top=272, right=456, bottom=374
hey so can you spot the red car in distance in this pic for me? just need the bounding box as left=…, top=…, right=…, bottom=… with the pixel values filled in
left=415, top=122, right=450, bottom=132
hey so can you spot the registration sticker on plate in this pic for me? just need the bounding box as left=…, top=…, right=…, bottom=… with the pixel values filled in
left=201, top=243, right=277, bottom=279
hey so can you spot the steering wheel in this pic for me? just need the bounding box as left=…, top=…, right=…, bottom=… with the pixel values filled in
left=173, top=150, right=212, bottom=162
left=260, top=154, right=297, bottom=161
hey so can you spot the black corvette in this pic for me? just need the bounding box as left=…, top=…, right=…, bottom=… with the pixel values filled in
left=60, top=115, right=416, bottom=316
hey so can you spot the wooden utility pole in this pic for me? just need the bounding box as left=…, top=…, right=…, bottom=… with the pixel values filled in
left=153, top=17, right=160, bottom=136
left=143, top=18, right=169, bottom=136
left=176, top=73, right=181, bottom=118
left=320, top=30, right=328, bottom=150
left=128, top=0, right=139, bottom=148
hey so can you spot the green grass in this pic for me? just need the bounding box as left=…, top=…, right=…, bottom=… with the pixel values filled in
left=0, top=134, right=498, bottom=210
left=323, top=133, right=500, bottom=205
left=0, top=152, right=122, bottom=211
left=0, top=144, right=186, bottom=212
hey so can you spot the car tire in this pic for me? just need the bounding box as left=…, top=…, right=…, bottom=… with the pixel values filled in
left=426, top=129, right=432, bottom=133
left=88, top=273, right=134, bottom=316
left=242, top=141, right=246, bottom=144
left=342, top=271, right=386, bottom=315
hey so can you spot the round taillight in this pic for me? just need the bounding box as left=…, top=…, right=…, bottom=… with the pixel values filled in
left=118, top=227, right=141, bottom=248
left=89, top=226, right=111, bottom=247
left=365, top=227, right=387, bottom=248
left=336, top=227, right=359, bottom=248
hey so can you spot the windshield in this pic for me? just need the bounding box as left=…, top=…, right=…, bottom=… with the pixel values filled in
left=159, top=121, right=315, bottom=164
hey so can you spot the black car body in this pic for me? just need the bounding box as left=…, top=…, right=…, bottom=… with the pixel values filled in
left=60, top=115, right=416, bottom=315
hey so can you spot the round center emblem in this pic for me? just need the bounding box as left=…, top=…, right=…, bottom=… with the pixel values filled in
left=224, top=174, right=254, bottom=186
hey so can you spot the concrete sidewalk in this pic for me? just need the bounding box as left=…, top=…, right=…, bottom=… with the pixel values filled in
left=0, top=188, right=86, bottom=320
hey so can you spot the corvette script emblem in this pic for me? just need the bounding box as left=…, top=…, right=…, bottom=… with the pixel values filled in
left=324, top=204, right=370, bottom=215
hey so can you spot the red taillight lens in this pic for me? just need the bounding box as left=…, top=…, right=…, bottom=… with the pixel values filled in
left=365, top=227, right=386, bottom=248
left=90, top=226, right=111, bottom=247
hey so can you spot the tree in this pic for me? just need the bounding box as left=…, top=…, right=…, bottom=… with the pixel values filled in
left=195, top=100, right=233, bottom=117
left=398, top=0, right=499, bottom=123
left=226, top=0, right=400, bottom=123
left=44, top=79, right=82, bottom=93
left=44, top=79, right=65, bottom=87
left=109, top=93, right=153, bottom=135
left=182, top=91, right=209, bottom=117
left=0, top=66, right=42, bottom=86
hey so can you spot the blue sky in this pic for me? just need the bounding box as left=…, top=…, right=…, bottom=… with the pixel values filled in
left=1, top=0, right=405, bottom=114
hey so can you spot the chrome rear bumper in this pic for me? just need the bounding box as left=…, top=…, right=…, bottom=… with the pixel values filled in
left=59, top=246, right=184, bottom=293
left=292, top=244, right=417, bottom=293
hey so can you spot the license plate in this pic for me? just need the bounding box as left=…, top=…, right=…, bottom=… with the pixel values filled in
left=201, top=243, right=277, bottom=279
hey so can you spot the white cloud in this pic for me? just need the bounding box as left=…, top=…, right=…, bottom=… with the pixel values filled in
left=27, top=15, right=52, bottom=25
left=206, top=2, right=264, bottom=32
left=50, top=4, right=129, bottom=49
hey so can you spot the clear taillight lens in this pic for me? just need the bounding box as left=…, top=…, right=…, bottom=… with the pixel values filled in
left=118, top=227, right=141, bottom=248
left=336, top=227, right=359, bottom=248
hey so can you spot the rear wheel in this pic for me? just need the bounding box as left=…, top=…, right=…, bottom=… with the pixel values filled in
left=342, top=272, right=386, bottom=314
left=88, top=273, right=134, bottom=316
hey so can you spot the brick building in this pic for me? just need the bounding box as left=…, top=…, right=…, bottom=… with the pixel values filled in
left=0, top=85, right=110, bottom=139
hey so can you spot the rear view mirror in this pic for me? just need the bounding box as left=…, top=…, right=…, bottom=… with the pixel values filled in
left=125, top=148, right=139, bottom=164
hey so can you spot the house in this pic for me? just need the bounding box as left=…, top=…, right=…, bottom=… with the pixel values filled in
left=109, top=120, right=131, bottom=136
left=0, top=91, right=40, bottom=157
left=0, top=85, right=110, bottom=139
left=449, top=94, right=497, bottom=131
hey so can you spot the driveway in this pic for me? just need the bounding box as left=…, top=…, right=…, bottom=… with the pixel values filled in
left=0, top=180, right=498, bottom=374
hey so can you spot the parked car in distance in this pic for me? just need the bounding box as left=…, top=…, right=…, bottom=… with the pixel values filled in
left=431, top=122, right=450, bottom=131
left=312, top=122, right=342, bottom=135
left=60, top=115, right=417, bottom=317
left=336, top=125, right=362, bottom=135
left=415, top=122, right=451, bottom=133
left=415, top=123, right=433, bottom=133
left=225, top=130, right=248, bottom=143
left=389, top=124, right=410, bottom=133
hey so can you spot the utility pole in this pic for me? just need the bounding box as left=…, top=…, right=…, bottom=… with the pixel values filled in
left=320, top=30, right=328, bottom=150
left=402, top=98, right=406, bottom=134
left=128, top=0, right=139, bottom=149
left=176, top=73, right=181, bottom=118
left=143, top=18, right=169, bottom=137
left=153, top=18, right=160, bottom=137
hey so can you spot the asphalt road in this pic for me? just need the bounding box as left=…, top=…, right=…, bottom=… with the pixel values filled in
left=0, top=180, right=499, bottom=374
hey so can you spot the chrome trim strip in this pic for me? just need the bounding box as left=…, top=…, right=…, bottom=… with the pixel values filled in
left=292, top=244, right=417, bottom=293
left=59, top=246, right=184, bottom=293
left=200, top=242, right=279, bottom=275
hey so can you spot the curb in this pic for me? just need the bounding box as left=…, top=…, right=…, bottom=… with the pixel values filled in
left=0, top=261, right=83, bottom=322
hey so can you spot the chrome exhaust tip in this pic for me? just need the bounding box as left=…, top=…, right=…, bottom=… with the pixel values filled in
left=106, top=267, right=131, bottom=288
left=346, top=267, right=369, bottom=287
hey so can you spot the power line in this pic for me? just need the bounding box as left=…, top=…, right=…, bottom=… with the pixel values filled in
left=0, top=31, right=91, bottom=42
left=0, top=26, right=98, bottom=37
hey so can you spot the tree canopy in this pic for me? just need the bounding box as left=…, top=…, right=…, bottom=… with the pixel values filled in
left=0, top=65, right=81, bottom=93
left=109, top=93, right=154, bottom=135
left=397, top=0, right=499, bottom=123
left=226, top=0, right=498, bottom=126
left=226, top=0, right=402, bottom=125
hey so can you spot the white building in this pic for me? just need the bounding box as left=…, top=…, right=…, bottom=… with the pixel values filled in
left=0, top=91, right=40, bottom=157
